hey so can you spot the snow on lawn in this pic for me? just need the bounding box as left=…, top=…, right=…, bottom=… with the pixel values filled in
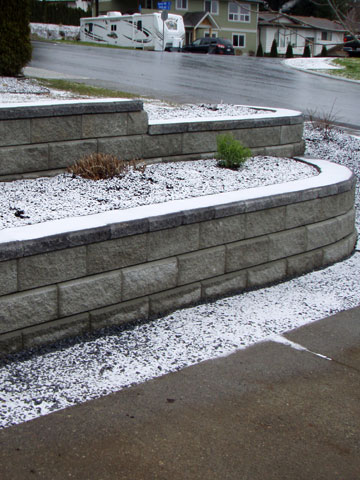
left=284, top=57, right=343, bottom=70
left=0, top=89, right=359, bottom=429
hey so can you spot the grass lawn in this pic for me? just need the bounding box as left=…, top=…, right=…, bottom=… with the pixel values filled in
left=36, top=78, right=138, bottom=98
left=332, top=58, right=360, bottom=81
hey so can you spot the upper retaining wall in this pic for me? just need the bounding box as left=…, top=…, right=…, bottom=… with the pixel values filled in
left=0, top=99, right=305, bottom=181
left=0, top=157, right=357, bottom=356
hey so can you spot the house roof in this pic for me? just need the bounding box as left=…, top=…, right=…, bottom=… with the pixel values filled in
left=258, top=12, right=346, bottom=32
left=183, top=12, right=220, bottom=30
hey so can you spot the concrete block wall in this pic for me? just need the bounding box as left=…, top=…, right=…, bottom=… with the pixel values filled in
left=0, top=159, right=357, bottom=356
left=0, top=100, right=304, bottom=180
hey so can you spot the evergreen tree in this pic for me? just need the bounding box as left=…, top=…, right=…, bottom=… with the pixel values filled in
left=270, top=39, right=278, bottom=57
left=0, top=0, right=32, bottom=76
left=256, top=42, right=264, bottom=57
left=320, top=44, right=328, bottom=56
left=302, top=44, right=311, bottom=57
left=285, top=43, right=294, bottom=58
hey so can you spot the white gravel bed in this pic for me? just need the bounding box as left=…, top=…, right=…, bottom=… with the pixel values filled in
left=0, top=82, right=359, bottom=430
left=0, top=157, right=317, bottom=230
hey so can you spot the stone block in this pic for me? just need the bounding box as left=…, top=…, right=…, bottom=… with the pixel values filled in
left=247, top=260, right=287, bottom=288
left=199, top=215, right=246, bottom=248
left=49, top=140, right=97, bottom=169
left=22, top=313, right=90, bottom=350
left=307, top=217, right=343, bottom=251
left=142, top=134, right=182, bottom=158
left=90, top=298, right=149, bottom=331
left=0, top=260, right=17, bottom=296
left=59, top=271, right=122, bottom=317
left=148, top=212, right=183, bottom=232
left=287, top=249, right=324, bottom=277
left=148, top=224, right=199, bottom=261
left=149, top=284, right=201, bottom=317
left=0, top=144, right=49, bottom=175
left=226, top=236, right=269, bottom=272
left=82, top=112, right=127, bottom=138
left=245, top=206, right=286, bottom=238
left=280, top=124, right=303, bottom=144
left=98, top=135, right=143, bottom=160
left=232, top=126, right=281, bottom=148
left=268, top=227, right=307, bottom=261
left=127, top=111, right=148, bottom=135
left=286, top=198, right=324, bottom=229
left=182, top=131, right=217, bottom=154
left=0, top=331, right=23, bottom=357
left=18, top=247, right=87, bottom=291
left=0, top=119, right=30, bottom=146
left=322, top=234, right=356, bottom=266
left=201, top=271, right=247, bottom=299
left=178, top=247, right=225, bottom=285
left=293, top=141, right=306, bottom=156
left=87, top=234, right=147, bottom=274
left=31, top=115, right=82, bottom=143
left=122, top=258, right=178, bottom=301
left=0, top=286, right=58, bottom=334
left=264, top=144, right=296, bottom=157
left=337, top=207, right=356, bottom=238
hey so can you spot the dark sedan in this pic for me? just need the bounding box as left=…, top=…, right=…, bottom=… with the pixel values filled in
left=182, top=37, right=235, bottom=55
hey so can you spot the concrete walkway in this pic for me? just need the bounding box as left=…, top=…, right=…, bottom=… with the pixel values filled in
left=0, top=306, right=359, bottom=479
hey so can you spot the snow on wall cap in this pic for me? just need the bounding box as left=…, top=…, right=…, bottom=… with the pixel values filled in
left=107, top=11, right=122, bottom=16
left=0, top=158, right=353, bottom=245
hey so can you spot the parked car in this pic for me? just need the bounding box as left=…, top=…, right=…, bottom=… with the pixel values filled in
left=343, top=34, right=360, bottom=56
left=182, top=37, right=235, bottom=55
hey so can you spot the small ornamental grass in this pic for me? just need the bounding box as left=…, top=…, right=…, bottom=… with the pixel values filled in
left=67, top=153, right=145, bottom=180
left=216, top=134, right=252, bottom=170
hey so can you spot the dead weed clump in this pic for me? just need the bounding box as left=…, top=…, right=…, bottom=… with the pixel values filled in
left=67, top=153, right=146, bottom=180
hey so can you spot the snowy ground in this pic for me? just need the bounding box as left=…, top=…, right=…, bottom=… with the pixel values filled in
left=283, top=57, right=343, bottom=71
left=0, top=79, right=359, bottom=430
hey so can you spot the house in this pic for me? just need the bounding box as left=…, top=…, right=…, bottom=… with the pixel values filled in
left=258, top=12, right=346, bottom=56
left=95, top=0, right=263, bottom=54
left=44, top=0, right=91, bottom=11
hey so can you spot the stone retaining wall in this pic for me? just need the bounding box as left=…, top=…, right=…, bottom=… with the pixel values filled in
left=0, top=158, right=357, bottom=355
left=0, top=99, right=304, bottom=180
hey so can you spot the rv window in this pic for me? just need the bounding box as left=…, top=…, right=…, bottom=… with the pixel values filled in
left=111, top=24, right=117, bottom=31
left=166, top=20, right=178, bottom=31
left=88, top=23, right=93, bottom=32
left=137, top=20, right=142, bottom=31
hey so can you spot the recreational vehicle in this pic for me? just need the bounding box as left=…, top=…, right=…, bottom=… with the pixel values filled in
left=80, top=11, right=185, bottom=51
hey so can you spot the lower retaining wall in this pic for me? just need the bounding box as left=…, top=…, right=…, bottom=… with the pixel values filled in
left=0, top=100, right=304, bottom=180
left=0, top=157, right=357, bottom=355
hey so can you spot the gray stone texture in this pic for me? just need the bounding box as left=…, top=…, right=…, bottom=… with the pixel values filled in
left=287, top=249, right=324, bottom=277
left=122, top=258, right=178, bottom=301
left=0, top=260, right=17, bottom=296
left=248, top=260, right=287, bottom=288
left=0, top=144, right=48, bottom=175
left=306, top=209, right=355, bottom=251
left=226, top=236, right=269, bottom=272
left=322, top=234, right=356, bottom=265
left=22, top=313, right=90, bottom=350
left=201, top=271, right=247, bottom=299
left=87, top=234, right=147, bottom=274
left=280, top=124, right=304, bottom=144
left=49, top=140, right=97, bottom=169
left=0, top=286, right=58, bottom=334
left=268, top=227, right=307, bottom=261
left=0, top=119, right=30, bottom=147
left=98, top=135, right=143, bottom=160
left=18, top=247, right=87, bottom=290
left=82, top=112, right=127, bottom=138
left=182, top=131, right=217, bottom=154
left=59, top=270, right=122, bottom=317
left=199, top=215, right=246, bottom=248
left=90, top=298, right=149, bottom=331
left=127, top=111, right=148, bottom=135
left=148, top=224, right=200, bottom=261
left=245, top=207, right=286, bottom=238
left=178, top=247, right=225, bottom=285
left=233, top=126, right=281, bottom=148
left=149, top=284, right=201, bottom=317
left=143, top=134, right=183, bottom=158
left=31, top=115, right=82, bottom=143
left=0, top=331, right=23, bottom=357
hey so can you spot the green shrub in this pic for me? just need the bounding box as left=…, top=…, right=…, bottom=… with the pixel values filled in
left=303, top=44, right=311, bottom=58
left=0, top=0, right=32, bottom=76
left=270, top=39, right=278, bottom=58
left=256, top=42, right=264, bottom=57
left=216, top=134, right=251, bottom=170
left=67, top=153, right=146, bottom=180
left=285, top=44, right=294, bottom=58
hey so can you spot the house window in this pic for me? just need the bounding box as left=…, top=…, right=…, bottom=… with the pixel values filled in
left=176, top=0, right=188, bottom=10
left=321, top=31, right=332, bottom=41
left=204, top=0, right=219, bottom=15
left=228, top=3, right=250, bottom=22
left=233, top=33, right=245, bottom=47
left=144, top=0, right=157, bottom=8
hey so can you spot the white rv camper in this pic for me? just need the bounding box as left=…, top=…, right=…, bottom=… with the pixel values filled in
left=80, top=11, right=185, bottom=51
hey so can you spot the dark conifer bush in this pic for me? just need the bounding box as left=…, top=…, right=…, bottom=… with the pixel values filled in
left=285, top=43, right=294, bottom=58
left=0, top=0, right=32, bottom=76
left=270, top=39, right=278, bottom=58
left=320, top=45, right=328, bottom=57
left=256, top=42, right=264, bottom=57
left=303, top=44, right=311, bottom=58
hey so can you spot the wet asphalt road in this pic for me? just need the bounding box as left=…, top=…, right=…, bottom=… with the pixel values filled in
left=30, top=41, right=360, bottom=127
